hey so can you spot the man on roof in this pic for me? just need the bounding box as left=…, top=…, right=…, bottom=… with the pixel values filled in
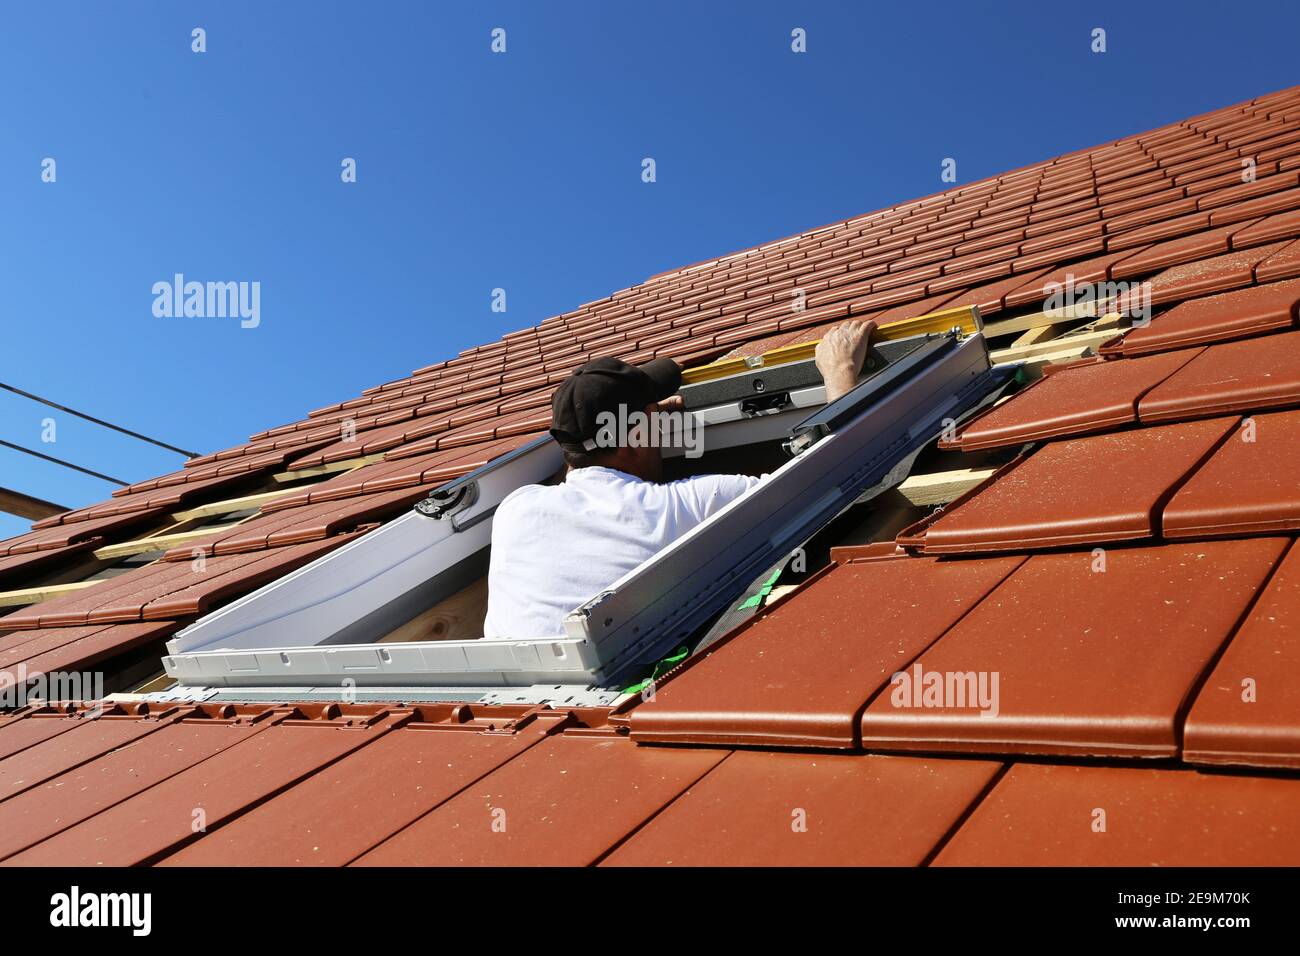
left=482, top=320, right=875, bottom=639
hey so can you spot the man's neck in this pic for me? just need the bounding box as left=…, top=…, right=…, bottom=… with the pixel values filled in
left=569, top=458, right=658, bottom=483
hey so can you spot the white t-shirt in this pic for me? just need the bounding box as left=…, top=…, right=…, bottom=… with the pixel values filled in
left=483, top=466, right=764, bottom=639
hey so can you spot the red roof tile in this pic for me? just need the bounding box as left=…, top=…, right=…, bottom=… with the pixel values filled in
left=260, top=435, right=529, bottom=513
left=0, top=708, right=88, bottom=761
left=1001, top=247, right=1149, bottom=310
left=933, top=763, right=1300, bottom=866
left=0, top=541, right=99, bottom=585
left=943, top=350, right=1203, bottom=450
left=600, top=751, right=1002, bottom=867
left=1113, top=217, right=1263, bottom=274
left=899, top=417, right=1239, bottom=554
left=1100, top=277, right=1300, bottom=356
left=628, top=555, right=1023, bottom=748
left=159, top=709, right=575, bottom=866
left=0, top=513, right=146, bottom=556
left=1163, top=409, right=1300, bottom=538
left=0, top=707, right=270, bottom=860
left=1137, top=327, right=1300, bottom=421
left=352, top=734, right=726, bottom=867
left=2, top=535, right=356, bottom=630
left=1257, top=236, right=1300, bottom=281
left=1118, top=240, right=1289, bottom=311
left=6, top=705, right=405, bottom=865
left=31, top=470, right=257, bottom=531
left=1184, top=539, right=1300, bottom=769
left=0, top=706, right=179, bottom=806
left=0, top=621, right=177, bottom=685
left=859, top=538, right=1286, bottom=758
left=162, top=484, right=423, bottom=560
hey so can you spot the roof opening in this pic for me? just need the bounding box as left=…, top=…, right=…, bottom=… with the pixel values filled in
left=155, top=310, right=1011, bottom=707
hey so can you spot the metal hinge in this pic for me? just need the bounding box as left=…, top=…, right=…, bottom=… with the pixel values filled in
left=415, top=480, right=490, bottom=532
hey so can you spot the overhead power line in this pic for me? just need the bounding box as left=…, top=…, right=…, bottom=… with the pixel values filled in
left=0, top=382, right=197, bottom=458
left=0, top=439, right=128, bottom=486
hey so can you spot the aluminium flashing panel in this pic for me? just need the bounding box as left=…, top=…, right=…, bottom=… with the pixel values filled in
left=669, top=330, right=984, bottom=453
left=164, top=632, right=611, bottom=687
left=664, top=380, right=830, bottom=455
left=138, top=683, right=624, bottom=708
left=163, top=332, right=1004, bottom=696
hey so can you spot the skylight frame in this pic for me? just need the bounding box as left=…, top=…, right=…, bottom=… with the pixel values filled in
left=160, top=328, right=1010, bottom=702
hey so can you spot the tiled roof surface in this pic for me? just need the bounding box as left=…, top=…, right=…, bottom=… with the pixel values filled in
left=5, top=86, right=1300, bottom=865
left=3, top=700, right=1299, bottom=866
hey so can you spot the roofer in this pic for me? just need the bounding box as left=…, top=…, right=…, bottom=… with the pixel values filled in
left=482, top=320, right=875, bottom=639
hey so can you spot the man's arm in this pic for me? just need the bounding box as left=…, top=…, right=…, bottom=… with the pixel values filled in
left=815, top=319, right=876, bottom=403
left=657, top=318, right=874, bottom=414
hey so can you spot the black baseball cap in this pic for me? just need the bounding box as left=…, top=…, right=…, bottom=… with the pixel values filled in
left=550, top=356, right=682, bottom=452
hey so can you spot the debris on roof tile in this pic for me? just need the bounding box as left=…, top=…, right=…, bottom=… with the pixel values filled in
left=5, top=706, right=405, bottom=866
left=1256, top=236, right=1300, bottom=281
left=159, top=708, right=578, bottom=867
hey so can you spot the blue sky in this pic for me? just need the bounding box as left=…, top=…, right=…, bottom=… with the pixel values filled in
left=3, top=0, right=1299, bottom=539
